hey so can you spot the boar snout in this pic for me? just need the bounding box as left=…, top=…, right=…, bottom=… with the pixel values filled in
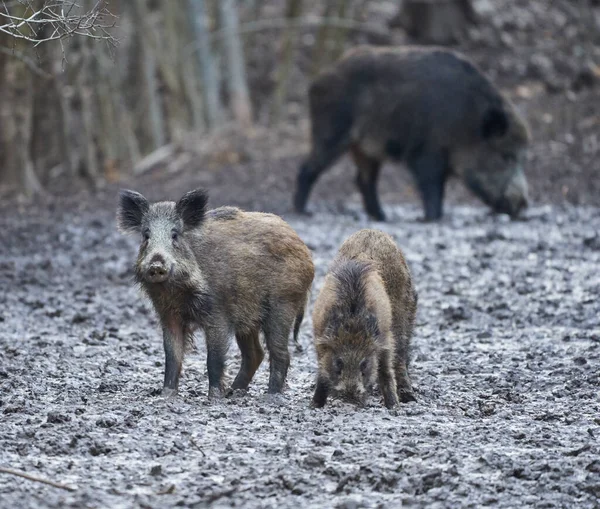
left=143, top=254, right=171, bottom=283
left=336, top=383, right=367, bottom=407
left=495, top=194, right=528, bottom=219
left=495, top=169, right=529, bottom=219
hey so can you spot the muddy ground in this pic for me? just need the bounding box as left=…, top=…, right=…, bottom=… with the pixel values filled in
left=1, top=193, right=599, bottom=508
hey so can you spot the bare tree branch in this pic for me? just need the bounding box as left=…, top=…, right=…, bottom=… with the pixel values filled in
left=0, top=0, right=116, bottom=46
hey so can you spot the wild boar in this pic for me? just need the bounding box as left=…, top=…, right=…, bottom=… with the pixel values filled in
left=312, top=229, right=417, bottom=408
left=117, top=189, right=314, bottom=399
left=294, top=45, right=531, bottom=221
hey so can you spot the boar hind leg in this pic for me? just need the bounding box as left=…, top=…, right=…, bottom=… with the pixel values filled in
left=162, top=322, right=187, bottom=397
left=204, top=324, right=230, bottom=399
left=231, top=329, right=264, bottom=391
left=407, top=150, right=449, bottom=221
left=351, top=146, right=385, bottom=221
left=263, top=308, right=294, bottom=394
left=394, top=336, right=416, bottom=402
left=378, top=349, right=399, bottom=409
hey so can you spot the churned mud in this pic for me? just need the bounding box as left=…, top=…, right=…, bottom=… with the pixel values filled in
left=0, top=200, right=599, bottom=508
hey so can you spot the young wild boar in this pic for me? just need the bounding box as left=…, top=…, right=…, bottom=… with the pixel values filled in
left=312, top=229, right=417, bottom=409
left=117, top=189, right=314, bottom=399
left=294, top=45, right=531, bottom=222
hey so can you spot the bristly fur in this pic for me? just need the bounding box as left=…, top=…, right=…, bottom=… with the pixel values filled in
left=325, top=259, right=381, bottom=341
left=117, top=188, right=315, bottom=398
left=294, top=44, right=530, bottom=221
left=207, top=206, right=240, bottom=221
left=311, top=229, right=417, bottom=407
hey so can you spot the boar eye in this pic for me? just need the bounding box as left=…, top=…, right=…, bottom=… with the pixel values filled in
left=334, top=358, right=343, bottom=375
left=171, top=231, right=179, bottom=242
left=360, top=359, right=369, bottom=376
left=142, top=229, right=150, bottom=241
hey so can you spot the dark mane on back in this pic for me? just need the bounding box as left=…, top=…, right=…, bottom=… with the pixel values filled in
left=330, top=259, right=373, bottom=316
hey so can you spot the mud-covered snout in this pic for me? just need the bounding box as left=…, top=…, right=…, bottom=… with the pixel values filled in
left=142, top=253, right=173, bottom=283
left=494, top=194, right=528, bottom=218
left=492, top=167, right=529, bottom=218
left=464, top=163, right=529, bottom=219
left=334, top=382, right=368, bottom=407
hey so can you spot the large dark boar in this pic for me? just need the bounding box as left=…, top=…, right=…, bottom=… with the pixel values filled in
left=312, top=229, right=417, bottom=408
left=294, top=45, right=531, bottom=221
left=117, top=189, right=314, bottom=399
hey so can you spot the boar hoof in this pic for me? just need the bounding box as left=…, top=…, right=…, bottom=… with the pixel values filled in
left=208, top=386, right=225, bottom=400
left=226, top=387, right=248, bottom=398
left=398, top=390, right=417, bottom=403
left=368, top=211, right=387, bottom=222
left=161, top=387, right=178, bottom=399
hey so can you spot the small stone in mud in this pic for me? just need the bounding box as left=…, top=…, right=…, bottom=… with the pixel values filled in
left=583, top=233, right=600, bottom=250
left=97, top=381, right=119, bottom=393
left=443, top=305, right=471, bottom=322
left=150, top=465, right=162, bottom=476
left=89, top=442, right=111, bottom=456
left=47, top=412, right=71, bottom=424
left=71, top=312, right=88, bottom=324
left=335, top=495, right=365, bottom=509
left=304, top=453, right=326, bottom=467
left=96, top=416, right=117, bottom=428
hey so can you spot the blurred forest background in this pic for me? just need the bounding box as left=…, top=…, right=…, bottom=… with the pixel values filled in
left=0, top=0, right=598, bottom=207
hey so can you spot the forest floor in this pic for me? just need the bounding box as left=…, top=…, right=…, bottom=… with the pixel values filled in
left=0, top=184, right=599, bottom=508
left=1, top=0, right=600, bottom=507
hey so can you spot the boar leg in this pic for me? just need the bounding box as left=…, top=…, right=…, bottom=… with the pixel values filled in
left=294, top=144, right=347, bottom=214
left=395, top=362, right=416, bottom=403
left=263, top=310, right=293, bottom=394
left=162, top=321, right=187, bottom=397
left=351, top=146, right=385, bottom=221
left=204, top=323, right=230, bottom=399
left=407, top=150, right=449, bottom=221
left=311, top=375, right=330, bottom=408
left=394, top=335, right=416, bottom=403
left=231, top=329, right=264, bottom=391
left=378, top=349, right=399, bottom=409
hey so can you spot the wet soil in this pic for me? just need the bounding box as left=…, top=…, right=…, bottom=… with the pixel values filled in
left=1, top=199, right=599, bottom=508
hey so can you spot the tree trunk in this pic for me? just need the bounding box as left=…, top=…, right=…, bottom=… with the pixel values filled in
left=133, top=0, right=167, bottom=149
left=0, top=13, right=42, bottom=194
left=218, top=0, right=253, bottom=127
left=272, top=0, right=303, bottom=123
left=189, top=0, right=224, bottom=128
left=390, top=0, right=477, bottom=45
left=311, top=0, right=337, bottom=77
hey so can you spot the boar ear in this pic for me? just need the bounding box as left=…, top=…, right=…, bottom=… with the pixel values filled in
left=481, top=107, right=509, bottom=139
left=176, top=188, right=209, bottom=230
left=117, top=190, right=149, bottom=233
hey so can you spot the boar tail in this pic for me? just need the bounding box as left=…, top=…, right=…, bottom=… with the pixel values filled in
left=292, top=296, right=308, bottom=353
